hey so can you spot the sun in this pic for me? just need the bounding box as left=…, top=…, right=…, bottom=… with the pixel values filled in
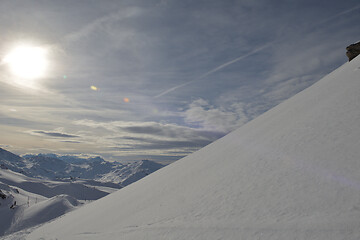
left=3, top=45, right=48, bottom=79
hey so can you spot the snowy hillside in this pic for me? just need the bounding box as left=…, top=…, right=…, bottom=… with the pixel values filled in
left=0, top=169, right=111, bottom=200
left=98, top=160, right=164, bottom=186
left=0, top=169, right=117, bottom=236
left=1, top=151, right=164, bottom=186
left=5, top=57, right=360, bottom=239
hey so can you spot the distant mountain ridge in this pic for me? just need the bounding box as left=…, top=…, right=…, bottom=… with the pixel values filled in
left=0, top=148, right=26, bottom=171
left=0, top=148, right=164, bottom=187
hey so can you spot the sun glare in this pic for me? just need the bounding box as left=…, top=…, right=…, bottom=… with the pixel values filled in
left=3, top=45, right=48, bottom=80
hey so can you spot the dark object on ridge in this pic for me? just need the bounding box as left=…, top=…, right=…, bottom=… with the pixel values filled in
left=346, top=41, right=360, bottom=61
left=0, top=190, right=6, bottom=199
left=0, top=164, right=8, bottom=169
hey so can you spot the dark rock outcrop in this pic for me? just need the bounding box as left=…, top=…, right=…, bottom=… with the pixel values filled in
left=346, top=41, right=360, bottom=61
left=0, top=190, right=6, bottom=199
left=0, top=164, right=8, bottom=170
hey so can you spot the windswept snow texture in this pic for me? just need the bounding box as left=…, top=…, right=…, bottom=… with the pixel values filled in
left=8, top=58, right=360, bottom=239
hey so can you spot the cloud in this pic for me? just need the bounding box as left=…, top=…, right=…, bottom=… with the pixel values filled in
left=73, top=119, right=224, bottom=158
left=29, top=130, right=80, bottom=138
left=184, top=98, right=250, bottom=132
left=112, top=136, right=212, bottom=151
left=74, top=119, right=222, bottom=140
left=60, top=140, right=82, bottom=144
left=0, top=116, right=40, bottom=128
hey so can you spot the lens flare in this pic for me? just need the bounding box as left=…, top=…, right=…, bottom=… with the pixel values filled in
left=123, top=97, right=130, bottom=103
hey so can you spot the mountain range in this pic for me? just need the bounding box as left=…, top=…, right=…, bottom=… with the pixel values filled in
left=0, top=148, right=164, bottom=186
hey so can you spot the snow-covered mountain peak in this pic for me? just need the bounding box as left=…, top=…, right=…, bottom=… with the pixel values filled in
left=0, top=148, right=21, bottom=161
left=1, top=151, right=163, bottom=187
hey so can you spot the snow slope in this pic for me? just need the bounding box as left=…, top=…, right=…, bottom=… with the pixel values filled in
left=0, top=148, right=28, bottom=173
left=99, top=160, right=164, bottom=185
left=9, top=57, right=360, bottom=239
left=0, top=170, right=109, bottom=200
left=0, top=169, right=117, bottom=236
left=1, top=194, right=79, bottom=236
left=7, top=194, right=79, bottom=234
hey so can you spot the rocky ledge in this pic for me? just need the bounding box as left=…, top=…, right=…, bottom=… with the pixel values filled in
left=346, top=41, right=360, bottom=61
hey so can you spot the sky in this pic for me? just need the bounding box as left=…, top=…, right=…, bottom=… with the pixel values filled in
left=0, top=0, right=359, bottom=163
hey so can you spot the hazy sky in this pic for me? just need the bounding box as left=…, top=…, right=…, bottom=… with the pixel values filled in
left=0, top=0, right=359, bottom=162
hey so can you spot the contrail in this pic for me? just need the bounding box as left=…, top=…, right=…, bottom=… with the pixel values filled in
left=63, top=7, right=141, bottom=44
left=315, top=4, right=360, bottom=27
left=154, top=42, right=273, bottom=98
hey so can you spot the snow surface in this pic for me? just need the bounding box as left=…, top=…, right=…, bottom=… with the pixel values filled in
left=0, top=169, right=109, bottom=200
left=4, top=194, right=79, bottom=235
left=5, top=57, right=360, bottom=239
left=0, top=169, right=118, bottom=236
